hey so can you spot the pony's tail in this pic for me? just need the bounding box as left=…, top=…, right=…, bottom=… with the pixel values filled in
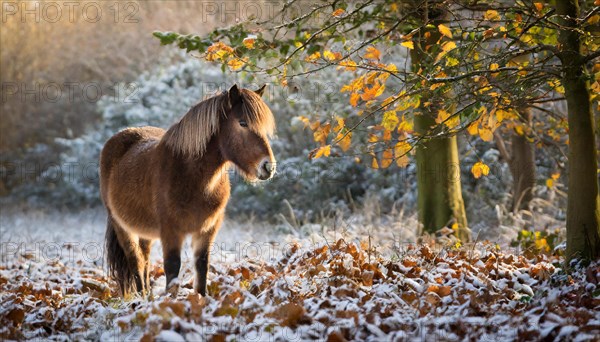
left=105, top=215, right=134, bottom=297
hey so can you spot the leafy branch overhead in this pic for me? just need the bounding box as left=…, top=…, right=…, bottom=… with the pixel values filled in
left=154, top=0, right=600, bottom=176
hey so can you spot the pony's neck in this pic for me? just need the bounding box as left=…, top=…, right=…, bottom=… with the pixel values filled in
left=192, top=137, right=229, bottom=192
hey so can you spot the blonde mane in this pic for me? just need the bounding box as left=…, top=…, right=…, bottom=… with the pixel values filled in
left=162, top=88, right=275, bottom=157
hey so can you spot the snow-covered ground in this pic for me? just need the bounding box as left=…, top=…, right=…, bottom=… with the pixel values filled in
left=1, top=207, right=598, bottom=341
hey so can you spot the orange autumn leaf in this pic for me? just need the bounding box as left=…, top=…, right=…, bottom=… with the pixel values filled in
left=336, top=132, right=352, bottom=152
left=350, top=93, right=360, bottom=107
left=360, top=82, right=385, bottom=101
left=332, top=8, right=345, bottom=17
left=243, top=36, right=256, bottom=49
left=380, top=149, right=393, bottom=168
left=364, top=46, right=381, bottom=60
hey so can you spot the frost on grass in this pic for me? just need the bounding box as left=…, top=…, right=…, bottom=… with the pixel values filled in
left=1, top=226, right=599, bottom=341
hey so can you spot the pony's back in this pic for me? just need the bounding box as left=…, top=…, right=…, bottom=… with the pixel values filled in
left=99, top=126, right=164, bottom=203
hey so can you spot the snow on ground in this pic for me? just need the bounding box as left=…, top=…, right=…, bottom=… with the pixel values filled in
left=1, top=207, right=598, bottom=341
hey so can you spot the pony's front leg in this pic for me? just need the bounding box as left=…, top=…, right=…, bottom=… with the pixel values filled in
left=160, top=227, right=184, bottom=295
left=192, top=218, right=221, bottom=297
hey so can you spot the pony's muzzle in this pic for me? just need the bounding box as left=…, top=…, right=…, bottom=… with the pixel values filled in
left=257, top=158, right=276, bottom=180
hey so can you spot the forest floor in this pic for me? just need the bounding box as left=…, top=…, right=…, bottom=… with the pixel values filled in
left=0, top=208, right=598, bottom=341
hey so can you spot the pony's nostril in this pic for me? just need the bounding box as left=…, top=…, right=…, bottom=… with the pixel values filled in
left=258, top=160, right=275, bottom=180
left=264, top=162, right=275, bottom=174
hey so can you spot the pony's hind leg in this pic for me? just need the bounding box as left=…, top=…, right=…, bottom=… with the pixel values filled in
left=108, top=220, right=146, bottom=296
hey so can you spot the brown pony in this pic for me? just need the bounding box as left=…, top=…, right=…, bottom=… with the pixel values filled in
left=100, top=84, right=276, bottom=297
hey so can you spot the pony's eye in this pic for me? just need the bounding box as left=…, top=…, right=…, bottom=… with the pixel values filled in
left=239, top=120, right=248, bottom=128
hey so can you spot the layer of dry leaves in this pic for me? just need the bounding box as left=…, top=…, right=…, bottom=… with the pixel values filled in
left=1, top=239, right=599, bottom=341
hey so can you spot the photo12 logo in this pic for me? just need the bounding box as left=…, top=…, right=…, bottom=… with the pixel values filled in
left=2, top=1, right=140, bottom=24
left=1, top=82, right=139, bottom=104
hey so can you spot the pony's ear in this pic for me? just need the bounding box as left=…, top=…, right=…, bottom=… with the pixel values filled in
left=228, top=84, right=242, bottom=107
left=255, top=84, right=267, bottom=97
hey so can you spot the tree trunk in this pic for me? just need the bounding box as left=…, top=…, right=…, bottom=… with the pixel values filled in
left=556, top=0, right=600, bottom=261
left=414, top=117, right=469, bottom=240
left=495, top=108, right=536, bottom=212
left=510, top=131, right=536, bottom=212
left=410, top=6, right=470, bottom=241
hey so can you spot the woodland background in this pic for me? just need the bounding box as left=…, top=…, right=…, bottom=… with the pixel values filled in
left=0, top=0, right=599, bottom=340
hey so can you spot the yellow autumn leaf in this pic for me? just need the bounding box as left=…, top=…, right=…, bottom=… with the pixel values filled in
left=366, top=72, right=378, bottom=84
left=430, top=83, right=444, bottom=91
left=394, top=141, right=411, bottom=167
left=467, top=121, right=479, bottom=135
left=364, top=46, right=381, bottom=60
left=438, top=24, right=452, bottom=38
left=313, top=122, right=331, bottom=145
left=490, top=63, right=499, bottom=71
left=305, top=51, right=321, bottom=62
left=227, top=57, right=246, bottom=71
left=206, top=42, right=234, bottom=61
left=446, top=57, right=459, bottom=67
left=441, top=41, right=457, bottom=52
left=401, top=41, right=414, bottom=50
left=484, top=10, right=500, bottom=21
left=471, top=161, right=490, bottom=179
left=385, top=63, right=398, bottom=73
left=495, top=109, right=507, bottom=122
left=551, top=172, right=560, bottom=180
left=333, top=116, right=345, bottom=132
left=296, top=116, right=311, bottom=127
left=515, top=124, right=525, bottom=135
left=534, top=2, right=543, bottom=13
left=323, top=50, right=340, bottom=61
left=478, top=127, right=494, bottom=142
left=397, top=116, right=414, bottom=133
left=546, top=178, right=554, bottom=188
left=535, top=238, right=550, bottom=252
left=382, top=111, right=399, bottom=131
left=332, top=8, right=345, bottom=17
left=371, top=156, right=379, bottom=169
left=336, top=132, right=352, bottom=152
left=313, top=145, right=331, bottom=159
left=340, top=75, right=365, bottom=93
left=338, top=60, right=358, bottom=71
left=323, top=50, right=335, bottom=61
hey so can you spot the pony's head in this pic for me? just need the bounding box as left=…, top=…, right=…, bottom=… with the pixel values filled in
left=218, top=84, right=276, bottom=181
left=163, top=84, right=276, bottom=181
